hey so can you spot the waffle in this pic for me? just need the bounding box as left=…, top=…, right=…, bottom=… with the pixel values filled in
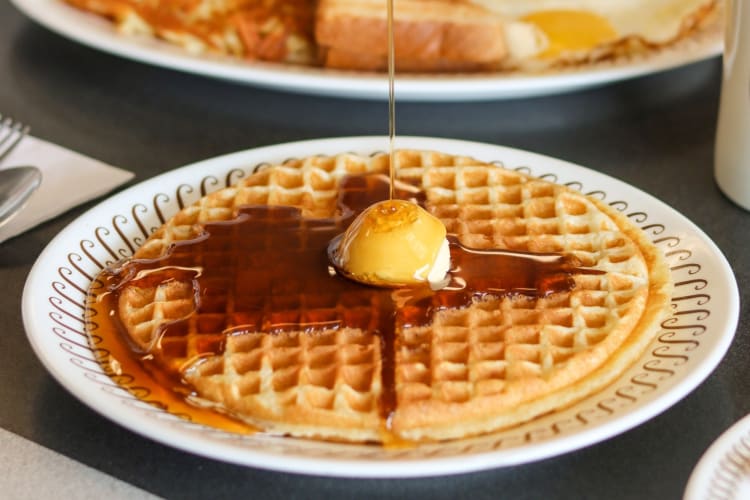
left=108, top=150, right=672, bottom=442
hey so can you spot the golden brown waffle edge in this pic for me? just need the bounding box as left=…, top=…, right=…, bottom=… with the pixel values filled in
left=110, top=150, right=673, bottom=443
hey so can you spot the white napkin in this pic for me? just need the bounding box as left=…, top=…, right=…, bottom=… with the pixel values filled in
left=0, top=135, right=134, bottom=243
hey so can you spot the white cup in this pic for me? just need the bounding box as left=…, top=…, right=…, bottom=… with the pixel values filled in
left=715, top=0, right=750, bottom=209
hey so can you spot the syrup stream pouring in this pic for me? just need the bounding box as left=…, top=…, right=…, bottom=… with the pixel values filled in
left=0, top=166, right=42, bottom=228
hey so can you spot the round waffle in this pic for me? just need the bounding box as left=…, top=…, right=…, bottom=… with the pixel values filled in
left=105, top=150, right=672, bottom=443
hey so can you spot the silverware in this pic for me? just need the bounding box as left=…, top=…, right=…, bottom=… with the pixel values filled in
left=0, top=116, right=39, bottom=228
left=0, top=116, right=30, bottom=163
left=0, top=166, right=42, bottom=228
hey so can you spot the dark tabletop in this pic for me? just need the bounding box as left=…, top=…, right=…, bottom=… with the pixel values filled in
left=1, top=1, right=748, bottom=498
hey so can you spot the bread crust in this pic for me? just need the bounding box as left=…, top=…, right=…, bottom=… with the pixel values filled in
left=316, top=0, right=507, bottom=71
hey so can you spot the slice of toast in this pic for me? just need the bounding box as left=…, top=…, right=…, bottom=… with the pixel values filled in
left=315, top=0, right=508, bottom=71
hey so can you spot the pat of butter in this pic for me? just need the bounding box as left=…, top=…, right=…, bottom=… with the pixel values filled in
left=332, top=200, right=450, bottom=287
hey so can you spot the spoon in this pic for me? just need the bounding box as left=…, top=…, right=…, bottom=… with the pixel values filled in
left=0, top=166, right=42, bottom=228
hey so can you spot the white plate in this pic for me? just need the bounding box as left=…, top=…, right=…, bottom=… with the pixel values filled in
left=23, top=137, right=739, bottom=477
left=10, top=0, right=723, bottom=101
left=685, top=414, right=750, bottom=500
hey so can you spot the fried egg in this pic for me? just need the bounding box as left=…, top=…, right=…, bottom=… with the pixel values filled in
left=471, top=0, right=718, bottom=67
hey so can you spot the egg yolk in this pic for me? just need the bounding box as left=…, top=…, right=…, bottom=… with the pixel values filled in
left=522, top=10, right=618, bottom=59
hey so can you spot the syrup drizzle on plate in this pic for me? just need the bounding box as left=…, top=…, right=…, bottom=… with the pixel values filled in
left=90, top=174, right=600, bottom=434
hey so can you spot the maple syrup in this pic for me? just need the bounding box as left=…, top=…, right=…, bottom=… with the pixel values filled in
left=387, top=0, right=396, bottom=199
left=89, top=174, right=600, bottom=432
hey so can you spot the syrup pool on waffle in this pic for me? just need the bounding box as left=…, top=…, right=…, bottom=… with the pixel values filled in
left=89, top=173, right=602, bottom=439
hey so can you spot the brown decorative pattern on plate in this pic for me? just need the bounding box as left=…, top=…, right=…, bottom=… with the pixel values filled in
left=686, top=412, right=750, bottom=499
left=707, top=432, right=750, bottom=499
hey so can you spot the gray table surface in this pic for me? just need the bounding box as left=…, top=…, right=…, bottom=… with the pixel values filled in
left=1, top=1, right=748, bottom=498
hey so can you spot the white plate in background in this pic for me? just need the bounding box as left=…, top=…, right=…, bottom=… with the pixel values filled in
left=10, top=0, right=723, bottom=101
left=685, top=414, right=750, bottom=500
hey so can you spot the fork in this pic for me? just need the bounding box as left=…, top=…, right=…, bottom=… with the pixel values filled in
left=0, top=116, right=39, bottom=228
left=0, top=116, right=30, bottom=164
